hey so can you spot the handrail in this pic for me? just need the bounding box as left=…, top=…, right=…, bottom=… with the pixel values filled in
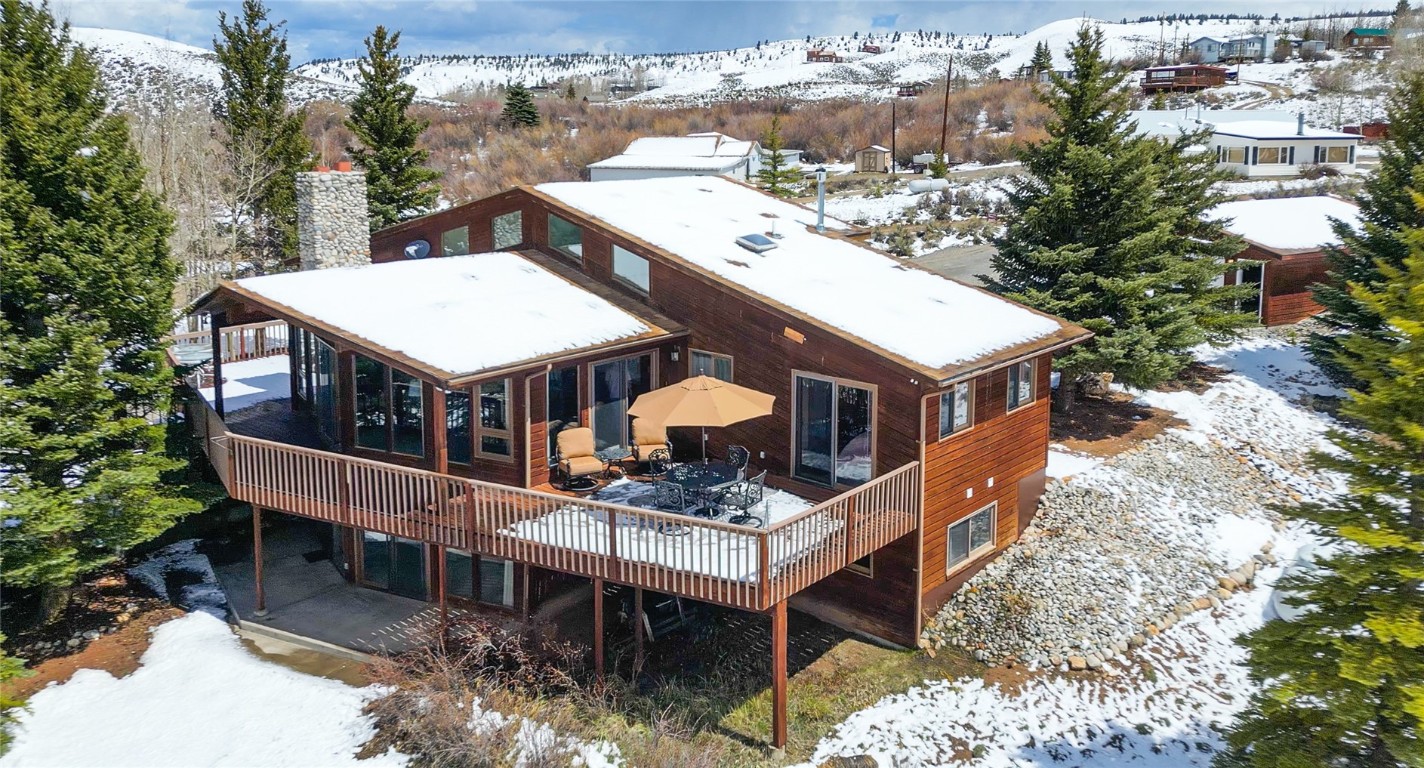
left=168, top=319, right=289, bottom=365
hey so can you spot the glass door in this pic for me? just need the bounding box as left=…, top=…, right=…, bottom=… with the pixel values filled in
left=794, top=374, right=874, bottom=487
left=591, top=354, right=653, bottom=452
left=361, top=531, right=428, bottom=599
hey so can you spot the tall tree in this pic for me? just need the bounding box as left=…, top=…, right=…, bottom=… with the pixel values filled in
left=0, top=0, right=200, bottom=617
left=500, top=83, right=540, bottom=128
left=1029, top=40, right=1053, bottom=74
left=755, top=115, right=802, bottom=197
left=1218, top=210, right=1424, bottom=768
left=984, top=25, right=1253, bottom=407
left=344, top=25, right=440, bottom=231
left=1309, top=70, right=1424, bottom=389
left=213, top=0, right=312, bottom=272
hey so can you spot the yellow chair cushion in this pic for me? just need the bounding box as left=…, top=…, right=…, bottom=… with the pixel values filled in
left=556, top=427, right=595, bottom=459
left=561, top=455, right=605, bottom=476
left=634, top=443, right=667, bottom=460
left=631, top=419, right=667, bottom=447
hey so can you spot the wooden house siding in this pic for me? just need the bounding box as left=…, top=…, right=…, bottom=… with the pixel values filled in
left=369, top=189, right=529, bottom=263
left=1230, top=242, right=1331, bottom=326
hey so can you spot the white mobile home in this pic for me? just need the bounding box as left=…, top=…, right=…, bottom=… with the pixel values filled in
left=1211, top=119, right=1360, bottom=177
left=588, top=133, right=772, bottom=182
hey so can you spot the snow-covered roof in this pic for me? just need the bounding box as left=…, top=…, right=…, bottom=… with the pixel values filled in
left=1188, top=36, right=1228, bottom=44
left=1129, top=109, right=1295, bottom=138
left=534, top=177, right=1074, bottom=374
left=1211, top=121, right=1360, bottom=140
left=588, top=155, right=748, bottom=172
left=231, top=252, right=661, bottom=377
left=863, top=145, right=890, bottom=152
left=1209, top=196, right=1361, bottom=251
left=589, top=133, right=759, bottom=172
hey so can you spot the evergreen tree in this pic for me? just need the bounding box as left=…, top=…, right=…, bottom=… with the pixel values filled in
left=1309, top=70, right=1424, bottom=389
left=755, top=115, right=802, bottom=197
left=1218, top=212, right=1424, bottom=768
left=0, top=638, right=29, bottom=751
left=1030, top=40, right=1053, bottom=74
left=927, top=153, right=950, bottom=178
left=213, top=0, right=312, bottom=272
left=0, top=0, right=200, bottom=617
left=1393, top=0, right=1413, bottom=30
left=984, top=25, right=1253, bottom=407
left=344, top=25, right=440, bottom=231
left=500, top=83, right=540, bottom=128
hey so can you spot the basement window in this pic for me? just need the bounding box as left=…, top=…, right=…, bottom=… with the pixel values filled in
left=947, top=503, right=996, bottom=573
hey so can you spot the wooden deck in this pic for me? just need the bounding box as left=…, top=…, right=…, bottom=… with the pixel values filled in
left=190, top=396, right=920, bottom=613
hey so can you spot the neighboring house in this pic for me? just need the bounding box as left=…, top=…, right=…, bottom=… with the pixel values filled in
left=1223, top=32, right=1276, bottom=62
left=1344, top=121, right=1390, bottom=140
left=897, top=80, right=930, bottom=96
left=1210, top=196, right=1361, bottom=325
left=1187, top=36, right=1227, bottom=63
left=860, top=43, right=883, bottom=54
left=1342, top=27, right=1391, bottom=50
left=1210, top=117, right=1361, bottom=177
left=1140, top=64, right=1229, bottom=93
left=587, top=133, right=772, bottom=182
left=187, top=173, right=1089, bottom=750
left=1129, top=108, right=1297, bottom=139
left=854, top=145, right=891, bottom=173
left=806, top=49, right=841, bottom=63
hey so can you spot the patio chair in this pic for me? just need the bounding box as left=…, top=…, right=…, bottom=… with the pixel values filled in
left=714, top=469, right=768, bottom=527
left=726, top=445, right=750, bottom=479
left=652, top=480, right=691, bottom=514
left=555, top=426, right=605, bottom=491
left=645, top=447, right=672, bottom=478
left=631, top=418, right=672, bottom=471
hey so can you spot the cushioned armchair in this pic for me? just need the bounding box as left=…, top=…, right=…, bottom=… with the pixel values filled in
left=555, top=426, right=604, bottom=490
left=631, top=418, right=672, bottom=468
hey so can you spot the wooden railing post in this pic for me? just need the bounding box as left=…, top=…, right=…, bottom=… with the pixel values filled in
left=465, top=483, right=477, bottom=553
left=607, top=507, right=619, bottom=580
left=844, top=496, right=858, bottom=566
left=758, top=533, right=771, bottom=609
left=337, top=457, right=352, bottom=527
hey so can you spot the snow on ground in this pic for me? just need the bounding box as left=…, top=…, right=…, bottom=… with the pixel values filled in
left=198, top=354, right=291, bottom=412
left=822, top=187, right=926, bottom=227
left=0, top=612, right=406, bottom=768
left=1045, top=446, right=1102, bottom=479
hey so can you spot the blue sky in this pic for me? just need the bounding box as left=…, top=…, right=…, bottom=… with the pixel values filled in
left=51, top=1, right=1353, bottom=62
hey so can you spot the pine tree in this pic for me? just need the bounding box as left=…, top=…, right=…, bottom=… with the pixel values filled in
left=1309, top=70, right=1424, bottom=389
left=1030, top=40, right=1053, bottom=74
left=755, top=115, right=802, bottom=197
left=984, top=25, right=1253, bottom=407
left=344, top=25, right=440, bottom=231
left=213, top=0, right=312, bottom=272
left=500, top=83, right=540, bottom=128
left=0, top=638, right=29, bottom=752
left=1218, top=213, right=1424, bottom=768
left=0, top=0, right=201, bottom=617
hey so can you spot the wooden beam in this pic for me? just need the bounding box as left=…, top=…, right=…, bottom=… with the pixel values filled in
left=288, top=323, right=300, bottom=410
left=435, top=544, right=449, bottom=635
left=253, top=506, right=267, bottom=617
left=211, top=311, right=226, bottom=418
left=592, top=577, right=605, bottom=684
left=431, top=385, right=449, bottom=474
left=771, top=600, right=788, bottom=750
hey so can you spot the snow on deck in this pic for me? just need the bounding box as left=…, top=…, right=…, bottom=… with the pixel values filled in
left=537, top=177, right=1065, bottom=370
left=1209, top=196, right=1360, bottom=251
left=198, top=355, right=290, bottom=412
left=234, top=253, right=653, bottom=376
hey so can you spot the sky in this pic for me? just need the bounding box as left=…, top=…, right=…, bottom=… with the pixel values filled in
left=49, top=0, right=1359, bottom=62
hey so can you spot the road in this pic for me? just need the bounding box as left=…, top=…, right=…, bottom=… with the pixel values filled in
left=915, top=242, right=998, bottom=286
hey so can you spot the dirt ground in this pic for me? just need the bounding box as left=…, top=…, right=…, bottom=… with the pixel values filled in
left=3, top=606, right=185, bottom=701
left=1050, top=390, right=1186, bottom=457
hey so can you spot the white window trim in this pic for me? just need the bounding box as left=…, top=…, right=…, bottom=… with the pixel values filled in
left=946, top=502, right=997, bottom=575
left=938, top=379, right=975, bottom=440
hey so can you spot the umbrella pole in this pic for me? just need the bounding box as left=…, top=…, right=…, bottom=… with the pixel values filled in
left=701, top=427, right=707, bottom=463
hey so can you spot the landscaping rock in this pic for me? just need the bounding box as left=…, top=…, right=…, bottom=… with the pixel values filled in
left=1068, top=656, right=1088, bottom=671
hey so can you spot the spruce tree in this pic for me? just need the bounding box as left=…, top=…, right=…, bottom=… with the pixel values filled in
left=1030, top=40, right=1053, bottom=74
left=1309, top=70, right=1424, bottom=389
left=500, top=83, right=540, bottom=128
left=984, top=25, right=1253, bottom=406
left=1218, top=214, right=1424, bottom=768
left=345, top=25, right=440, bottom=231
left=755, top=115, right=802, bottom=197
left=213, top=0, right=312, bottom=272
left=0, top=0, right=200, bottom=617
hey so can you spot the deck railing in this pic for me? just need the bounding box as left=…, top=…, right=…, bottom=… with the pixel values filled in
left=169, top=319, right=290, bottom=366
left=194, top=414, right=919, bottom=611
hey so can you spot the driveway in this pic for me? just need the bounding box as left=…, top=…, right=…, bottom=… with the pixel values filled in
left=916, top=242, right=998, bottom=286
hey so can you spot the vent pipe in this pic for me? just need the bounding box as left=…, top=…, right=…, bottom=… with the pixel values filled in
left=1297, top=111, right=1305, bottom=136
left=815, top=166, right=827, bottom=233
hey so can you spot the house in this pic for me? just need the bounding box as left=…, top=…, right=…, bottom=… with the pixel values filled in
left=187, top=171, right=1089, bottom=749
left=1129, top=108, right=1297, bottom=139
left=587, top=133, right=773, bottom=182
left=1210, top=196, right=1361, bottom=325
left=1210, top=116, right=1361, bottom=178
left=1223, top=32, right=1276, bottom=62
left=1343, top=121, right=1390, bottom=140
left=859, top=43, right=883, bottom=54
left=806, top=49, right=841, bottom=63
left=854, top=145, right=891, bottom=173
left=1342, top=28, right=1391, bottom=50
left=896, top=81, right=930, bottom=97
left=1187, top=36, right=1228, bottom=63
left=1140, top=64, right=1229, bottom=93
left=1298, top=39, right=1328, bottom=56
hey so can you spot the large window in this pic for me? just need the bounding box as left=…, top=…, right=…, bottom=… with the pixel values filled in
left=939, top=380, right=973, bottom=438
left=1224, top=146, right=1246, bottom=164
left=292, top=327, right=307, bottom=402
left=478, top=379, right=512, bottom=458
left=362, top=532, right=427, bottom=598
left=591, top=354, right=654, bottom=451
left=1325, top=145, right=1351, bottom=163
left=547, top=365, right=580, bottom=464
left=947, top=504, right=996, bottom=572
left=441, top=226, right=469, bottom=257
left=793, top=373, right=874, bottom=487
left=354, top=354, right=424, bottom=456
left=548, top=214, right=583, bottom=261
left=1257, top=146, right=1286, bottom=164
left=690, top=350, right=733, bottom=382
left=444, top=550, right=514, bottom=607
left=612, top=245, right=650, bottom=294
left=492, top=211, right=523, bottom=250
left=1007, top=360, right=1035, bottom=411
left=446, top=389, right=472, bottom=465
left=314, top=337, right=338, bottom=443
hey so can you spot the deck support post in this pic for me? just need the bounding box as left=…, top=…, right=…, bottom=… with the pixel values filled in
left=211, top=311, right=226, bottom=418
left=435, top=544, right=448, bottom=638
left=592, top=578, right=605, bottom=684
left=771, top=600, right=788, bottom=752
left=633, top=586, right=645, bottom=672
left=253, top=506, right=268, bottom=617
left=430, top=387, right=448, bottom=475
left=287, top=323, right=299, bottom=410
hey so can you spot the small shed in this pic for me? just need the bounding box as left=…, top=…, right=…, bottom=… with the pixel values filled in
left=854, top=145, right=891, bottom=174
left=1343, top=121, right=1390, bottom=140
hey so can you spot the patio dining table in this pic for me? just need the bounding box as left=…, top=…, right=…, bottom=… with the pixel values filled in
left=665, top=460, right=740, bottom=516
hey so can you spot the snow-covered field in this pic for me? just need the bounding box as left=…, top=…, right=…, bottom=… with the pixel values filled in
left=798, top=334, right=1339, bottom=767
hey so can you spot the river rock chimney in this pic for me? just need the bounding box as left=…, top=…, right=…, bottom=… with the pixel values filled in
left=297, top=162, right=371, bottom=271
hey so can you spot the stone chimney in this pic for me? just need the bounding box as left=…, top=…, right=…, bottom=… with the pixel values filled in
left=296, top=161, right=371, bottom=271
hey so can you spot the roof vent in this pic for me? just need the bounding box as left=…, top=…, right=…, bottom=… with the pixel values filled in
left=736, top=233, right=778, bottom=253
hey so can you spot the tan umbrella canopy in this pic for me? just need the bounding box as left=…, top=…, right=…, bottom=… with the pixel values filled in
left=628, top=375, right=775, bottom=460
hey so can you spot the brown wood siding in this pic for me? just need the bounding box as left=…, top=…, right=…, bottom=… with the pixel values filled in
left=918, top=354, right=1052, bottom=617
left=369, top=189, right=529, bottom=263
left=1262, top=254, right=1329, bottom=326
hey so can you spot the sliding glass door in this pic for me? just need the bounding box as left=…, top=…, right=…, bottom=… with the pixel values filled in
left=590, top=354, right=653, bottom=452
left=793, top=373, right=874, bottom=487
left=361, top=532, right=427, bottom=599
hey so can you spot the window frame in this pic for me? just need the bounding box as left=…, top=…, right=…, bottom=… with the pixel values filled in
left=547, top=213, right=583, bottom=262
left=946, top=502, right=997, bottom=575
left=475, top=378, right=514, bottom=461
left=352, top=354, right=426, bottom=458
left=1257, top=146, right=1284, bottom=164
left=491, top=210, right=523, bottom=250
left=938, top=379, right=975, bottom=439
left=444, top=388, right=473, bottom=466
left=790, top=370, right=878, bottom=489
left=611, top=244, right=651, bottom=294
left=1224, top=146, right=1246, bottom=164
left=690, top=349, right=734, bottom=382
left=440, top=225, right=470, bottom=257
left=1006, top=359, right=1036, bottom=413
left=1324, top=145, right=1351, bottom=163
left=846, top=553, right=874, bottom=578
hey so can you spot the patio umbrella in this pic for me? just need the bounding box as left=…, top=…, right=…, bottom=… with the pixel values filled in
left=628, top=375, right=775, bottom=461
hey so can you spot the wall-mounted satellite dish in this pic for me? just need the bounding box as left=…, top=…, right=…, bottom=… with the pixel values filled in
left=405, top=239, right=431, bottom=259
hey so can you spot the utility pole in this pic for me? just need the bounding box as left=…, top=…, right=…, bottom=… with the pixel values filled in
left=891, top=98, right=897, bottom=174
left=938, top=57, right=952, bottom=161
